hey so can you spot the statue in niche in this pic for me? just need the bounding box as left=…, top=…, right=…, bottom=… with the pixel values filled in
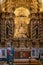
left=14, top=20, right=28, bottom=38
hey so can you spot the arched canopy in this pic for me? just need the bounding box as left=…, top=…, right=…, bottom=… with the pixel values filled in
left=14, top=7, right=30, bottom=17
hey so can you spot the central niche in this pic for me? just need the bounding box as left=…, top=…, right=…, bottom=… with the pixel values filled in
left=14, top=7, right=30, bottom=38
